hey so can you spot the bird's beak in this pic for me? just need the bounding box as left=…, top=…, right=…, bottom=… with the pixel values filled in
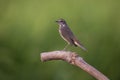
left=56, top=20, right=58, bottom=22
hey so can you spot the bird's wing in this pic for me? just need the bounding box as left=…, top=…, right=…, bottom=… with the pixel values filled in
left=73, top=37, right=87, bottom=51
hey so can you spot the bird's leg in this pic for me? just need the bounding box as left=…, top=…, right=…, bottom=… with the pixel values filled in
left=63, top=44, right=69, bottom=51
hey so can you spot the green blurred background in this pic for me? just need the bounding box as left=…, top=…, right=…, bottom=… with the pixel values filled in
left=0, top=0, right=120, bottom=80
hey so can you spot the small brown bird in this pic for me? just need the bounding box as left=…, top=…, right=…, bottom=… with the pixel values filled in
left=56, top=19, right=87, bottom=51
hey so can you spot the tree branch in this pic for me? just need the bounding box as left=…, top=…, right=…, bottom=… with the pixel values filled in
left=40, top=50, right=109, bottom=80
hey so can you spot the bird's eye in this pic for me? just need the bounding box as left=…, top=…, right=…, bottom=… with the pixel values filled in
left=60, top=20, right=63, bottom=22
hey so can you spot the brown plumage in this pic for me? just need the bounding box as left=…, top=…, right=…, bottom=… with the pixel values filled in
left=56, top=19, right=87, bottom=51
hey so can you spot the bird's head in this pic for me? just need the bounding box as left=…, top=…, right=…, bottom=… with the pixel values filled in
left=56, top=18, right=67, bottom=25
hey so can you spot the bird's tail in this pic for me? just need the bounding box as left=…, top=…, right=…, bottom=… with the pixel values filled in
left=73, top=37, right=87, bottom=51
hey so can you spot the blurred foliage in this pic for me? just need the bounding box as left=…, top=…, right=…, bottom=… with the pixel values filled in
left=0, top=0, right=120, bottom=80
